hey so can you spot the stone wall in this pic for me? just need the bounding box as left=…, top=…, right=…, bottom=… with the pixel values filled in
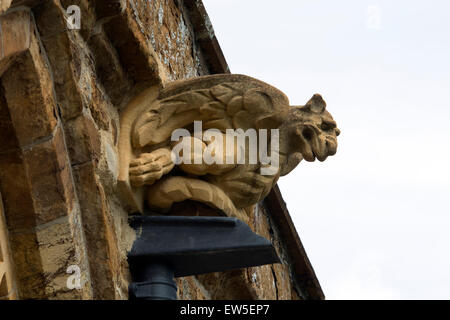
left=0, top=0, right=309, bottom=300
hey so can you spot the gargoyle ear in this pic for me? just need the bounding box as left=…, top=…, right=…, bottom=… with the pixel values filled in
left=302, top=94, right=326, bottom=114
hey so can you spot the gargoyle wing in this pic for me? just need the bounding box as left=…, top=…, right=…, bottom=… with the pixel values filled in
left=131, top=74, right=290, bottom=148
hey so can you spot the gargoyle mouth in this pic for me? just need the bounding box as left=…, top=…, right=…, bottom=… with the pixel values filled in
left=299, top=126, right=332, bottom=162
left=325, top=138, right=337, bottom=157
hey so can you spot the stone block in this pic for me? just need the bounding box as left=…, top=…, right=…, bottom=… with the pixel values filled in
left=177, top=276, right=209, bottom=300
left=0, top=87, right=19, bottom=152
left=8, top=230, right=45, bottom=299
left=33, top=1, right=84, bottom=121
left=65, top=115, right=101, bottom=165
left=102, top=11, right=160, bottom=85
left=0, top=9, right=58, bottom=147
left=73, top=161, right=120, bottom=299
left=0, top=8, right=30, bottom=59
left=87, top=29, right=131, bottom=106
left=0, top=150, right=36, bottom=230
left=36, top=217, right=88, bottom=299
left=23, top=127, right=76, bottom=225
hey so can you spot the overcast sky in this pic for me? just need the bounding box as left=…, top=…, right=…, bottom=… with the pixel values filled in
left=203, top=0, right=450, bottom=299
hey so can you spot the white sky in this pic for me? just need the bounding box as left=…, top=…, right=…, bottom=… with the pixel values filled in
left=203, top=0, right=450, bottom=299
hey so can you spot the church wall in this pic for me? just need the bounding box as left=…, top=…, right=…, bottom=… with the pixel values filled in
left=0, top=0, right=307, bottom=300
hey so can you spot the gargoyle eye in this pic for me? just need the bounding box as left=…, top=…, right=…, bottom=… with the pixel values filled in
left=321, top=122, right=335, bottom=131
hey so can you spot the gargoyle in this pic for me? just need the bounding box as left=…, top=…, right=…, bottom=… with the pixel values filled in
left=118, top=74, right=340, bottom=221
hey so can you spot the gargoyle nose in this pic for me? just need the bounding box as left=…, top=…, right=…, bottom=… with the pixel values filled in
left=335, top=128, right=341, bottom=136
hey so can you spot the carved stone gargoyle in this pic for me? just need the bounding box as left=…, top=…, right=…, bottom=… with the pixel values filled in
left=118, top=74, right=340, bottom=221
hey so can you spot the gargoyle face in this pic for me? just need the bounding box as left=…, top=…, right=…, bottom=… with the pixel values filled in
left=290, top=94, right=340, bottom=162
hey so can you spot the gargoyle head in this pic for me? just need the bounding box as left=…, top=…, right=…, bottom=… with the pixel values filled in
left=280, top=94, right=340, bottom=175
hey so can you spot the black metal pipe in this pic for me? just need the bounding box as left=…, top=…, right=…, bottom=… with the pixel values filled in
left=129, top=262, right=177, bottom=300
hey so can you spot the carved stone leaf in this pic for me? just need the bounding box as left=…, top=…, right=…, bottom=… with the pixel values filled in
left=210, top=84, right=240, bottom=105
